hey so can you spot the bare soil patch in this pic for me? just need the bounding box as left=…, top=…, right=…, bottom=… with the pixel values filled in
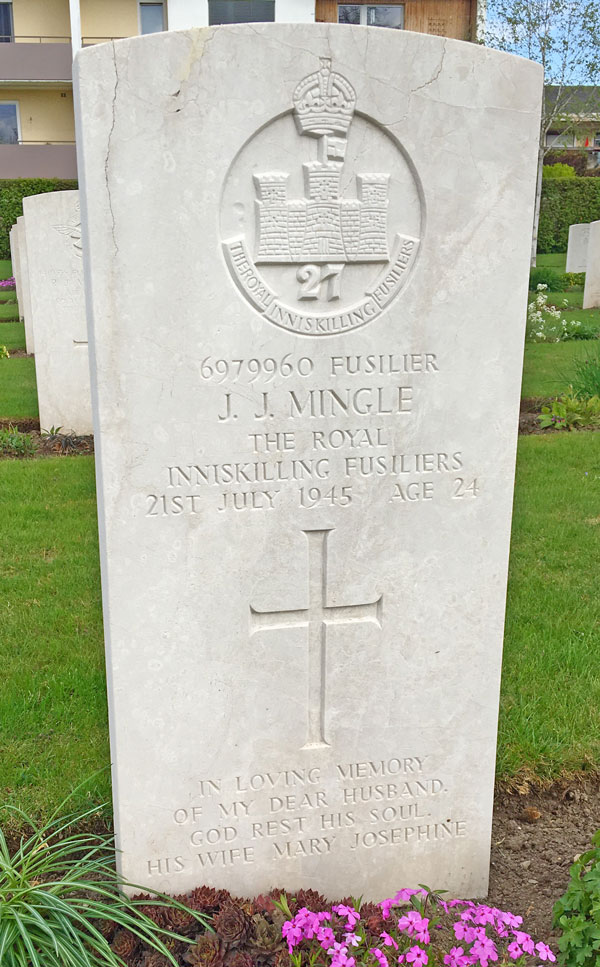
left=489, top=776, right=600, bottom=941
left=0, top=418, right=94, bottom=457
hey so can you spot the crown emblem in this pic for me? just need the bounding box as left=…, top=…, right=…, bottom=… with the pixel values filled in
left=293, top=57, right=356, bottom=138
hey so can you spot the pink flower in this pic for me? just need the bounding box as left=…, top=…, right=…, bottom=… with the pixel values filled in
left=398, top=911, right=428, bottom=939
left=318, top=927, right=336, bottom=949
left=333, top=904, right=361, bottom=928
left=370, top=947, right=389, bottom=967
left=453, top=922, right=478, bottom=944
left=345, top=934, right=361, bottom=948
left=535, top=942, right=556, bottom=962
left=443, top=949, right=467, bottom=967
left=512, top=932, right=534, bottom=955
left=281, top=921, right=303, bottom=952
left=380, top=899, right=394, bottom=920
left=380, top=932, right=398, bottom=950
left=499, top=911, right=523, bottom=929
left=405, top=946, right=428, bottom=967
left=507, top=941, right=522, bottom=960
left=471, top=936, right=498, bottom=965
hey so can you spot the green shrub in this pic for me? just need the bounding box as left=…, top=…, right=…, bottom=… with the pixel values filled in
left=553, top=829, right=600, bottom=965
left=538, top=178, right=600, bottom=253
left=529, top=267, right=565, bottom=290
left=562, top=272, right=585, bottom=290
left=544, top=149, right=589, bottom=176
left=0, top=424, right=37, bottom=457
left=569, top=348, right=600, bottom=398
left=0, top=178, right=78, bottom=259
left=539, top=393, right=600, bottom=429
left=543, top=163, right=576, bottom=179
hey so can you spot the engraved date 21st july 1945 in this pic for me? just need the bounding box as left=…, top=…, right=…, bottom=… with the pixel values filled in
left=143, top=351, right=482, bottom=515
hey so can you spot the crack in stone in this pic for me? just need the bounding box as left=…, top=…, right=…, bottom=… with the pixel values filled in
left=410, top=40, right=447, bottom=96
left=105, top=42, right=119, bottom=256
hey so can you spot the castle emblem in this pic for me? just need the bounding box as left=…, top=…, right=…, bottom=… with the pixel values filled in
left=222, top=59, right=421, bottom=336
left=255, top=60, right=389, bottom=265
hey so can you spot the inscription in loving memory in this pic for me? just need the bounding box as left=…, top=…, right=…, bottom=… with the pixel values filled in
left=145, top=758, right=467, bottom=877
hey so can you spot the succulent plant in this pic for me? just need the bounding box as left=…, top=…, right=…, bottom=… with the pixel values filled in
left=164, top=896, right=197, bottom=935
left=214, top=903, right=253, bottom=945
left=227, top=952, right=256, bottom=967
left=295, top=890, right=329, bottom=913
left=185, top=935, right=225, bottom=967
left=250, top=914, right=285, bottom=954
left=189, top=886, right=232, bottom=911
left=111, top=928, right=139, bottom=961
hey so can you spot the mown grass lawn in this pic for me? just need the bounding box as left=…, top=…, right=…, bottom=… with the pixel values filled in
left=521, top=341, right=600, bottom=398
left=499, top=431, right=600, bottom=779
left=0, top=259, right=19, bottom=320
left=536, top=253, right=567, bottom=273
left=0, top=356, right=38, bottom=420
left=0, top=431, right=599, bottom=820
left=0, top=298, right=19, bottom=322
left=0, top=321, right=26, bottom=352
left=0, top=456, right=110, bottom=821
left=522, top=252, right=600, bottom=398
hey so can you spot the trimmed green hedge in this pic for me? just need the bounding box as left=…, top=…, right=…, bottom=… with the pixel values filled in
left=0, top=179, right=78, bottom=260
left=538, top=178, right=600, bottom=253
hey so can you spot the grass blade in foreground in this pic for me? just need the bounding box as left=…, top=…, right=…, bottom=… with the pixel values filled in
left=0, top=795, right=211, bottom=967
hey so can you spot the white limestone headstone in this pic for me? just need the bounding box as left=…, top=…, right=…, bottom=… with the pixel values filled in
left=22, top=191, right=92, bottom=434
left=583, top=220, right=600, bottom=309
left=16, top=216, right=34, bottom=354
left=74, top=25, right=542, bottom=900
left=9, top=225, right=24, bottom=323
left=566, top=222, right=589, bottom=273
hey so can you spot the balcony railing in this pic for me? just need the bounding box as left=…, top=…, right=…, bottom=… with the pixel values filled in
left=0, top=41, right=72, bottom=81
left=0, top=143, right=77, bottom=178
left=16, top=140, right=76, bottom=145
left=0, top=34, right=127, bottom=43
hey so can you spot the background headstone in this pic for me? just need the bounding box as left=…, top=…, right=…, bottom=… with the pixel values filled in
left=22, top=191, right=92, bottom=434
left=583, top=220, right=600, bottom=309
left=16, top=216, right=34, bottom=354
left=566, top=222, right=589, bottom=273
left=9, top=225, right=24, bottom=322
left=75, top=25, right=542, bottom=900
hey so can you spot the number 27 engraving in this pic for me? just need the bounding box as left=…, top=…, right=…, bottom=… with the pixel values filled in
left=297, top=263, right=343, bottom=302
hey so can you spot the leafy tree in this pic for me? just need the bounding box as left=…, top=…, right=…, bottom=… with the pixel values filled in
left=482, top=0, right=600, bottom=262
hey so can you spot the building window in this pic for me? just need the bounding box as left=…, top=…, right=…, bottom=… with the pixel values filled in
left=0, top=2, right=13, bottom=42
left=594, top=133, right=600, bottom=148
left=338, top=4, right=404, bottom=28
left=0, top=102, right=19, bottom=144
left=139, top=2, right=165, bottom=34
left=208, top=0, right=275, bottom=24
left=545, top=131, right=575, bottom=148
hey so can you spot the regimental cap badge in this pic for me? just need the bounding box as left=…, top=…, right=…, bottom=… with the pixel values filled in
left=293, top=57, right=356, bottom=138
